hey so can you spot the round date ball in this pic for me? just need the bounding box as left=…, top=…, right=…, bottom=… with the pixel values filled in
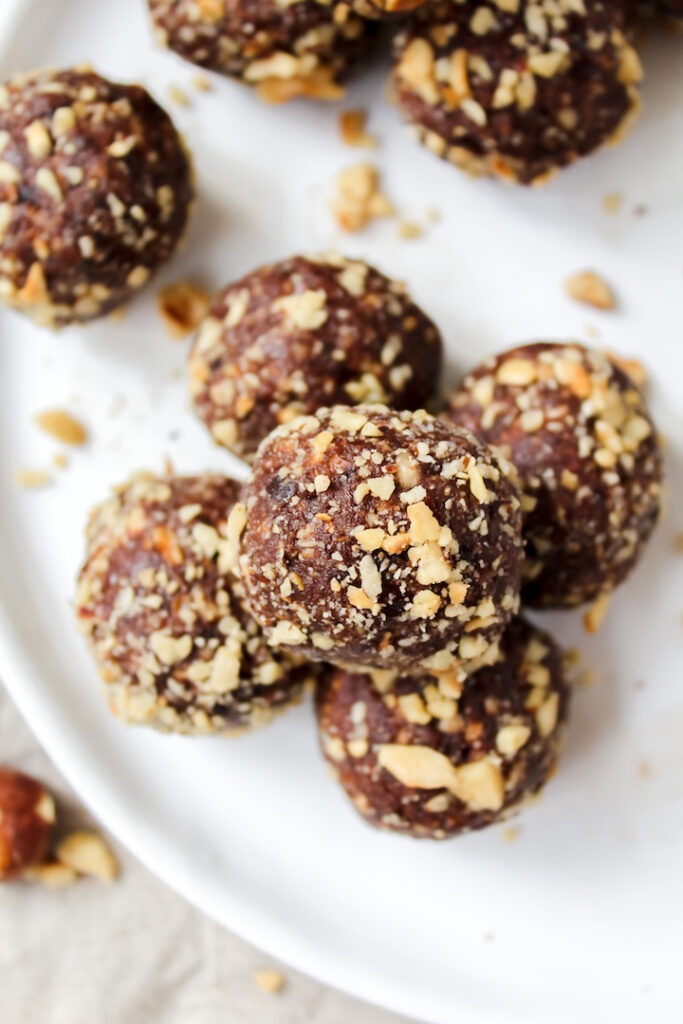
left=75, top=473, right=313, bottom=736
left=0, top=66, right=193, bottom=329
left=392, top=0, right=642, bottom=185
left=447, top=342, right=663, bottom=608
left=0, top=768, right=56, bottom=880
left=147, top=0, right=374, bottom=103
left=188, top=253, right=443, bottom=459
left=315, top=617, right=569, bottom=838
left=233, top=405, right=523, bottom=675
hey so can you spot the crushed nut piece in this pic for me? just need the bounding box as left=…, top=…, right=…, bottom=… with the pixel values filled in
left=583, top=592, right=611, bottom=633
left=56, top=831, right=118, bottom=881
left=34, top=409, right=87, bottom=445
left=331, top=163, right=394, bottom=232
left=157, top=281, right=210, bottom=338
left=338, top=109, right=377, bottom=148
left=14, top=468, right=52, bottom=489
left=397, top=220, right=422, bottom=240
left=565, top=271, right=615, bottom=310
left=253, top=970, right=285, bottom=994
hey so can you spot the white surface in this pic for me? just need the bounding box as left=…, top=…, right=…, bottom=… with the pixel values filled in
left=1, top=2, right=682, bottom=1022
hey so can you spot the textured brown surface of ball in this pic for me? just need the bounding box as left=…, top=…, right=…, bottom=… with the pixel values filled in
left=188, top=253, right=443, bottom=459
left=0, top=66, right=193, bottom=329
left=75, top=474, right=312, bottom=735
left=447, top=342, right=663, bottom=607
left=392, top=0, right=642, bottom=185
left=234, top=405, right=523, bottom=674
left=315, top=617, right=569, bottom=838
left=0, top=768, right=56, bottom=880
left=147, top=0, right=374, bottom=102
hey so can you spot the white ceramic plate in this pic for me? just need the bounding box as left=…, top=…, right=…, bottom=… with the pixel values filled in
left=1, top=1, right=682, bottom=1021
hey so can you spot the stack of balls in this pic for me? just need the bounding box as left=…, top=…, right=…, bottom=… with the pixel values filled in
left=0, top=27, right=665, bottom=842
left=72, top=250, right=663, bottom=840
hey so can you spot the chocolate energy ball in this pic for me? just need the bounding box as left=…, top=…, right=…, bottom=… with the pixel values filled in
left=315, top=617, right=569, bottom=838
left=0, top=768, right=56, bottom=880
left=147, top=0, right=373, bottom=102
left=447, top=342, right=663, bottom=608
left=188, top=253, right=443, bottom=459
left=392, top=0, right=642, bottom=185
left=0, top=66, right=192, bottom=329
left=75, top=473, right=313, bottom=736
left=232, top=405, right=524, bottom=675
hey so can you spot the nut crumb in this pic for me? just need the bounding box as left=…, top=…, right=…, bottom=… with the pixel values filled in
left=338, top=109, right=377, bottom=148
left=14, top=468, right=52, bottom=489
left=157, top=280, right=210, bottom=338
left=31, top=861, right=78, bottom=889
left=583, top=592, right=611, bottom=634
left=53, top=453, right=69, bottom=470
left=193, top=74, right=213, bottom=92
left=603, top=192, right=622, bottom=214
left=167, top=84, right=190, bottom=107
left=253, top=970, right=285, bottom=994
left=331, top=163, right=394, bottom=232
left=565, top=271, right=615, bottom=310
left=502, top=826, right=519, bottom=843
left=397, top=220, right=422, bottom=240
left=35, top=409, right=88, bottom=446
left=56, top=831, right=118, bottom=881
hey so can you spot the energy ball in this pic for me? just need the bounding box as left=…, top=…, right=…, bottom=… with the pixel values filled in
left=147, top=0, right=373, bottom=102
left=75, top=473, right=313, bottom=736
left=447, top=342, right=663, bottom=608
left=233, top=405, right=523, bottom=674
left=0, top=768, right=56, bottom=880
left=315, top=617, right=569, bottom=838
left=392, top=0, right=642, bottom=185
left=0, top=66, right=192, bottom=329
left=188, top=253, right=443, bottom=459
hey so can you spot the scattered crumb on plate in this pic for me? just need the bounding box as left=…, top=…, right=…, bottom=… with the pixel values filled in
left=168, top=84, right=190, bottom=107
left=397, top=219, right=422, bottom=240
left=193, top=74, right=212, bottom=92
left=53, top=453, right=69, bottom=470
left=583, top=592, right=611, bottom=634
left=565, top=271, right=615, bottom=310
left=330, top=163, right=393, bottom=232
left=338, top=109, right=377, bottom=148
left=14, top=468, right=52, bottom=489
left=157, top=280, right=210, bottom=338
left=34, top=409, right=88, bottom=445
left=503, top=827, right=519, bottom=843
left=603, top=192, right=622, bottom=214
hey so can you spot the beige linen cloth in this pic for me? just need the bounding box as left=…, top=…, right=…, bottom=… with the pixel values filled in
left=0, top=686, right=408, bottom=1024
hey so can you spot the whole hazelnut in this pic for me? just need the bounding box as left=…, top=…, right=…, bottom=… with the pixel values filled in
left=0, top=767, right=56, bottom=880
